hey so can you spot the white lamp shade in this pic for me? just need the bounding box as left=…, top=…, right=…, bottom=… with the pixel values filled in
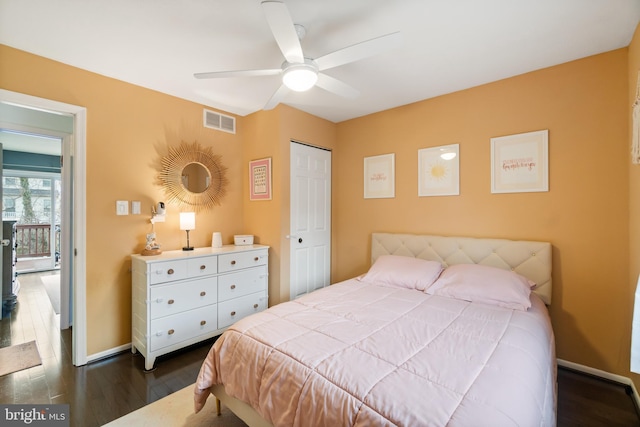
left=179, top=212, right=195, bottom=230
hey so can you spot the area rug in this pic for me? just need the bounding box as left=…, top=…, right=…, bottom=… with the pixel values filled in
left=103, top=384, right=247, bottom=427
left=41, top=274, right=60, bottom=314
left=0, top=341, right=42, bottom=377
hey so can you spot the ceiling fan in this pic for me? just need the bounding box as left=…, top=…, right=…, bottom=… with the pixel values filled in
left=194, top=0, right=402, bottom=110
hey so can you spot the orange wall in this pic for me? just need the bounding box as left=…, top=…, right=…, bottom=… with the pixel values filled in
left=243, top=105, right=337, bottom=305
left=628, top=24, right=640, bottom=386
left=334, top=49, right=630, bottom=376
left=0, top=45, right=246, bottom=355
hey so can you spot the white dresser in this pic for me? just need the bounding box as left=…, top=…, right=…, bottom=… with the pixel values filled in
left=131, top=245, right=269, bottom=370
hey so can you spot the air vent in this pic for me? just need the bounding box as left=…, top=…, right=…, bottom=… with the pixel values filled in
left=203, top=109, right=236, bottom=134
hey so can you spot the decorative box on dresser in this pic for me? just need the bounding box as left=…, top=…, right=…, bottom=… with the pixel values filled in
left=131, top=244, right=269, bottom=370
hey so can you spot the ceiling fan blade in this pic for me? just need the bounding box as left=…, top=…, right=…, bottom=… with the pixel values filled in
left=316, top=73, right=359, bottom=99
left=263, top=84, right=290, bottom=110
left=194, top=68, right=281, bottom=79
left=261, top=0, right=304, bottom=64
left=315, top=31, right=402, bottom=71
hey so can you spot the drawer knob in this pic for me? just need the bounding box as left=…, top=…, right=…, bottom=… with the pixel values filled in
left=200, top=320, right=206, bottom=326
left=230, top=311, right=236, bottom=316
left=200, top=265, right=206, bottom=270
left=230, top=260, right=236, bottom=265
left=253, top=303, right=259, bottom=309
left=200, top=291, right=206, bottom=296
left=168, top=299, right=175, bottom=305
left=167, top=268, right=175, bottom=275
left=230, top=284, right=236, bottom=290
left=168, top=329, right=175, bottom=335
left=254, top=257, right=259, bottom=262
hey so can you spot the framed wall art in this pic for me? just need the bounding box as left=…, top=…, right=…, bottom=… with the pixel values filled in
left=364, top=153, right=395, bottom=198
left=491, top=130, right=549, bottom=194
left=418, top=144, right=459, bottom=197
left=249, top=157, right=272, bottom=200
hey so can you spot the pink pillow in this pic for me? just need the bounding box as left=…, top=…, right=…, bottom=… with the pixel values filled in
left=426, top=264, right=533, bottom=311
left=359, top=255, right=443, bottom=291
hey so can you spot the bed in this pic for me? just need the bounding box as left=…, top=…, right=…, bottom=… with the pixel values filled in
left=194, top=233, right=556, bottom=426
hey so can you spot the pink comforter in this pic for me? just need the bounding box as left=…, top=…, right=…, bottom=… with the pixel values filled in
left=195, top=279, right=556, bottom=426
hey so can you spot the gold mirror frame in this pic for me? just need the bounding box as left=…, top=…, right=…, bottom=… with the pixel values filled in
left=159, top=141, right=228, bottom=211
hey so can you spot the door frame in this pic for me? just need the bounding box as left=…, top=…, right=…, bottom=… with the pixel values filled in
left=0, top=89, right=87, bottom=366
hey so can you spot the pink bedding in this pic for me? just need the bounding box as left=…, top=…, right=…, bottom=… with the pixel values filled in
left=194, top=278, right=556, bottom=426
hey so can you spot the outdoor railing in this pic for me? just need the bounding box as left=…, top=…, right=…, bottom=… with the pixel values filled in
left=15, top=223, right=60, bottom=259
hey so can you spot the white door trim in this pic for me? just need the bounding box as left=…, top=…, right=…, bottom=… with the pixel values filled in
left=0, top=89, right=87, bottom=366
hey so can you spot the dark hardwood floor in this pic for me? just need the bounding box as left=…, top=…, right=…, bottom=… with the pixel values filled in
left=0, top=272, right=220, bottom=426
left=1, top=272, right=639, bottom=426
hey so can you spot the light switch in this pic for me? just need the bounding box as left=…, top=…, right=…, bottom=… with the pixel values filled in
left=116, top=200, right=129, bottom=215
left=131, top=201, right=141, bottom=215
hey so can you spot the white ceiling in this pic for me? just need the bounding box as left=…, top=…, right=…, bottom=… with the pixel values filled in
left=1, top=0, right=639, bottom=123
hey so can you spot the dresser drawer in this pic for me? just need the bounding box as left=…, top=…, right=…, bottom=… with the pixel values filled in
left=187, top=256, right=218, bottom=277
left=218, top=249, right=268, bottom=273
left=149, top=304, right=218, bottom=351
left=218, top=265, right=268, bottom=302
left=218, top=291, right=268, bottom=329
left=149, top=277, right=218, bottom=320
left=149, top=260, right=188, bottom=285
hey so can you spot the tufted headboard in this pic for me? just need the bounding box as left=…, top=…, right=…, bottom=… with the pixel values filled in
left=371, top=233, right=552, bottom=305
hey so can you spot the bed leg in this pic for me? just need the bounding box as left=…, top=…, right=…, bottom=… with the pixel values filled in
left=216, top=397, right=221, bottom=416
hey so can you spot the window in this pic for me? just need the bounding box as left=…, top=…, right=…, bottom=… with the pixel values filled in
left=3, top=198, right=15, bottom=211
left=3, top=177, right=18, bottom=187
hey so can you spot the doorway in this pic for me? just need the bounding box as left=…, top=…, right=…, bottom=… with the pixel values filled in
left=2, top=147, right=64, bottom=323
left=0, top=89, right=87, bottom=366
left=289, top=141, right=332, bottom=299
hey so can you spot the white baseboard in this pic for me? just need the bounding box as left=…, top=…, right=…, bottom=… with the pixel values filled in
left=87, top=342, right=132, bottom=363
left=557, top=358, right=640, bottom=409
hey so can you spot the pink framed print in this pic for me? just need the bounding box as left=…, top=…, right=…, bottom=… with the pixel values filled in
left=364, top=153, right=395, bottom=199
left=249, top=157, right=272, bottom=200
left=491, top=130, right=549, bottom=193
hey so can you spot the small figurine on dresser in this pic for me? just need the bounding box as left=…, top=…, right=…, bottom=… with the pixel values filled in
left=142, top=221, right=162, bottom=256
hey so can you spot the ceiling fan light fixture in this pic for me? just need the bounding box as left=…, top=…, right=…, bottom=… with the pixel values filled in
left=282, top=63, right=318, bottom=92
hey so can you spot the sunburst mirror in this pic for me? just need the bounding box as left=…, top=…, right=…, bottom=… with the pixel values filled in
left=158, top=141, right=228, bottom=211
